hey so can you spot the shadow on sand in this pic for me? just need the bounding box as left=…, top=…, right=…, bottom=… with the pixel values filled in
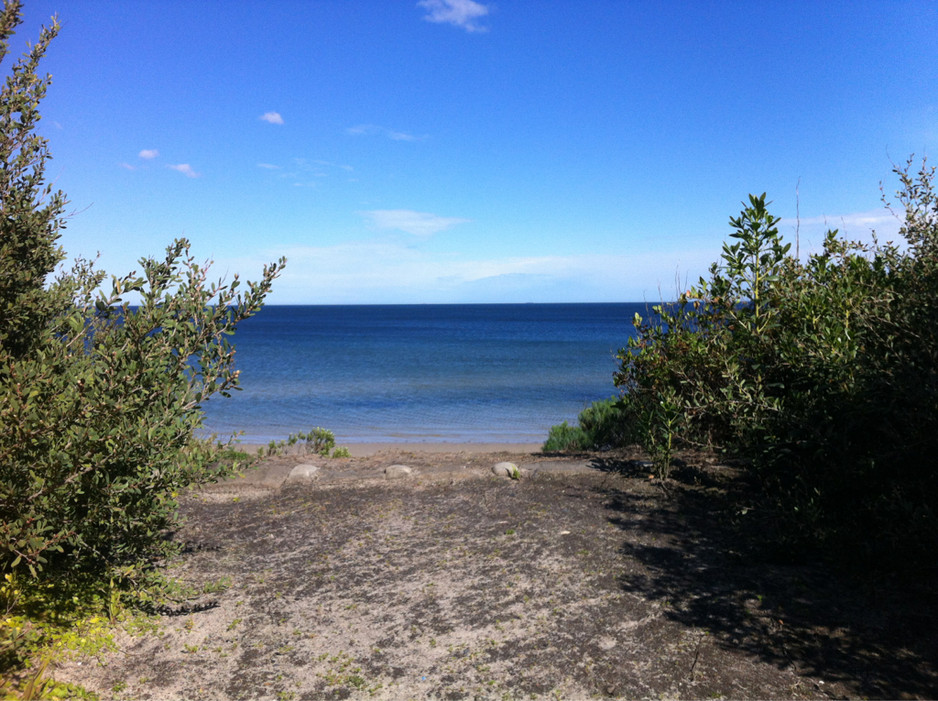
left=589, top=455, right=938, bottom=699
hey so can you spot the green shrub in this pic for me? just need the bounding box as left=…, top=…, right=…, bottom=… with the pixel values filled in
left=304, top=427, right=339, bottom=456
left=263, top=427, right=350, bottom=458
left=0, top=1, right=284, bottom=583
left=615, top=175, right=938, bottom=562
left=615, top=194, right=793, bottom=475
left=542, top=421, right=588, bottom=452
left=0, top=4, right=286, bottom=684
left=543, top=397, right=636, bottom=452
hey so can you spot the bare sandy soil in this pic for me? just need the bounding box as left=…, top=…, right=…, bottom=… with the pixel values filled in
left=53, top=447, right=938, bottom=700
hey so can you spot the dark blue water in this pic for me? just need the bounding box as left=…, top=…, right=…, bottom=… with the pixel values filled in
left=199, top=303, right=645, bottom=444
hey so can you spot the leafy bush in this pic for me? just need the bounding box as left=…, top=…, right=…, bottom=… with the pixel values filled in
left=615, top=173, right=938, bottom=561
left=543, top=397, right=635, bottom=452
left=297, top=427, right=342, bottom=456
left=615, top=194, right=794, bottom=476
left=267, top=427, right=350, bottom=458
left=542, top=421, right=587, bottom=453
left=0, top=2, right=284, bottom=584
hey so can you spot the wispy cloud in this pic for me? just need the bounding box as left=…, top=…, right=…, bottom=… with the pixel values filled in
left=346, top=124, right=426, bottom=141
left=224, top=241, right=716, bottom=304
left=167, top=163, right=200, bottom=178
left=361, top=209, right=470, bottom=237
left=778, top=207, right=903, bottom=257
left=313, top=159, right=354, bottom=172
left=794, top=209, right=896, bottom=232
left=418, top=0, right=490, bottom=33
left=259, top=111, right=284, bottom=125
left=270, top=158, right=355, bottom=186
left=138, top=148, right=159, bottom=160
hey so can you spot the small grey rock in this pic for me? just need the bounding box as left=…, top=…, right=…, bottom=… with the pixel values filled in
left=492, top=462, right=520, bottom=479
left=286, top=463, right=320, bottom=483
left=385, top=464, right=415, bottom=479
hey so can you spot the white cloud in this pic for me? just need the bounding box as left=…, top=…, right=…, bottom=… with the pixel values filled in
left=346, top=124, right=425, bottom=141
left=418, top=0, right=490, bottom=32
left=265, top=158, right=355, bottom=187
left=361, top=209, right=470, bottom=237
left=167, top=163, right=200, bottom=178
left=793, top=209, right=896, bottom=232
left=223, top=240, right=715, bottom=305
left=312, top=159, right=354, bottom=172
left=387, top=129, right=422, bottom=142
left=259, top=111, right=284, bottom=125
left=138, top=149, right=159, bottom=160
left=778, top=207, right=904, bottom=257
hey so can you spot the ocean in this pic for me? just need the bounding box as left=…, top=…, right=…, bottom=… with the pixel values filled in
left=199, top=303, right=646, bottom=445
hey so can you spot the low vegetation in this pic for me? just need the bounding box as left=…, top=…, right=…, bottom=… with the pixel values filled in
left=549, top=167, right=938, bottom=566
left=542, top=397, right=634, bottom=452
left=260, top=427, right=351, bottom=459
left=637, top=172, right=937, bottom=563
left=0, top=2, right=283, bottom=692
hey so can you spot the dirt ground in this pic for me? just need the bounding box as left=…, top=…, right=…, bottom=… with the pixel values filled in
left=53, top=448, right=938, bottom=700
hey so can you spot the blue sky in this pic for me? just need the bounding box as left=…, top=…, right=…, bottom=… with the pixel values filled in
left=16, top=0, right=938, bottom=303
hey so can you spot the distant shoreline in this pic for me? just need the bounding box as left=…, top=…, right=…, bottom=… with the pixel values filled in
left=252, top=301, right=645, bottom=307
left=230, top=441, right=544, bottom=457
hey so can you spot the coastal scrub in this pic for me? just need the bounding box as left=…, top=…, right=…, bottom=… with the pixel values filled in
left=614, top=177, right=938, bottom=564
left=0, top=0, right=282, bottom=690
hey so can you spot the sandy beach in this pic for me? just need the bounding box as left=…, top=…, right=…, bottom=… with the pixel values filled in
left=51, top=445, right=938, bottom=699
left=233, top=441, right=544, bottom=458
